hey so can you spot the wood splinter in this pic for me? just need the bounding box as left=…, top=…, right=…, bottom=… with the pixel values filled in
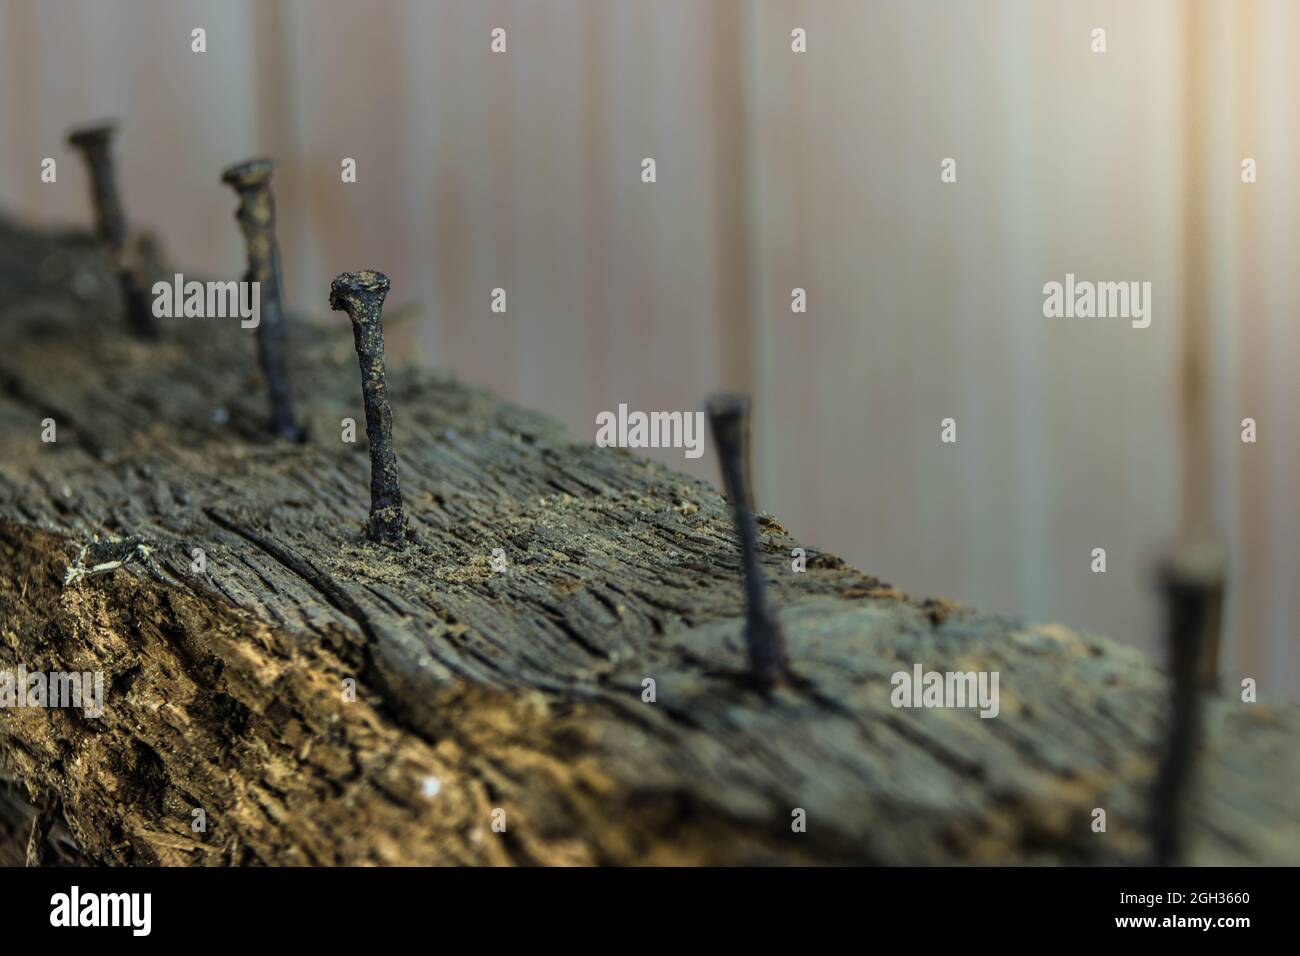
left=706, top=393, right=791, bottom=690
left=25, top=795, right=57, bottom=867
left=329, top=270, right=406, bottom=547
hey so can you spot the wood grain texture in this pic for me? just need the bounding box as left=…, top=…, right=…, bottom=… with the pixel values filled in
left=1, top=220, right=1297, bottom=865
left=1, top=0, right=1296, bottom=696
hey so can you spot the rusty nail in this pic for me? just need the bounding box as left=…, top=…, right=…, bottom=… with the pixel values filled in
left=1149, top=540, right=1226, bottom=865
left=67, top=121, right=158, bottom=338
left=707, top=393, right=790, bottom=690
left=221, top=158, right=302, bottom=440
left=329, top=270, right=406, bottom=548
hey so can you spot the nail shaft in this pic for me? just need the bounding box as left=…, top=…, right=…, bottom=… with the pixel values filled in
left=1149, top=541, right=1225, bottom=866
left=67, top=121, right=157, bottom=338
left=222, top=158, right=302, bottom=441
left=329, top=270, right=406, bottom=547
left=67, top=123, right=126, bottom=251
left=707, top=393, right=790, bottom=690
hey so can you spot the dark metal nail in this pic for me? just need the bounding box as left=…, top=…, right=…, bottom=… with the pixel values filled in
left=67, top=121, right=158, bottom=338
left=1149, top=541, right=1226, bottom=866
left=221, top=158, right=302, bottom=441
left=67, top=122, right=126, bottom=251
left=329, top=270, right=406, bottom=548
left=707, top=393, right=790, bottom=690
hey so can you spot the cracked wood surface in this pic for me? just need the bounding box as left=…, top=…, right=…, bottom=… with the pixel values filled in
left=1, top=218, right=1298, bottom=866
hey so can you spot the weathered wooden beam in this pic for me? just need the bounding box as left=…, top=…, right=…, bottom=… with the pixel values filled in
left=1, top=218, right=1298, bottom=865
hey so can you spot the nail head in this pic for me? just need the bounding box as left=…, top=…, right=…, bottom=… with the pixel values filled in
left=67, top=121, right=119, bottom=149
left=221, top=158, right=275, bottom=191
left=330, top=270, right=391, bottom=312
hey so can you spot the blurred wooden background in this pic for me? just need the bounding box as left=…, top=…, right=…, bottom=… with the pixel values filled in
left=1, top=0, right=1295, bottom=696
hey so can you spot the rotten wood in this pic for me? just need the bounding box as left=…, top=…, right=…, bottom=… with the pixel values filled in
left=1, top=218, right=1298, bottom=865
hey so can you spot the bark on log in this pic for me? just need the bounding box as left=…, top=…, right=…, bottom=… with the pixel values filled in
left=1, top=218, right=1298, bottom=865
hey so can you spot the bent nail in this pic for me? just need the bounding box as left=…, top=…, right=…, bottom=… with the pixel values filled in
left=1149, top=540, right=1225, bottom=866
left=67, top=121, right=158, bottom=338
left=707, top=393, right=790, bottom=690
left=330, top=270, right=406, bottom=547
left=222, top=158, right=302, bottom=440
